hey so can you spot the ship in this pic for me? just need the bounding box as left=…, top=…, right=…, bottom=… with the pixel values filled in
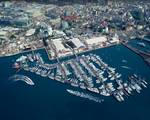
left=113, top=92, right=124, bottom=102
left=137, top=42, right=146, bottom=47
left=12, top=62, right=20, bottom=69
left=9, top=74, right=34, bottom=86
left=121, top=66, right=131, bottom=70
left=67, top=89, right=104, bottom=103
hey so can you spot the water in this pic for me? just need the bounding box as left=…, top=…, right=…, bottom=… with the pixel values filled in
left=0, top=43, right=150, bottom=120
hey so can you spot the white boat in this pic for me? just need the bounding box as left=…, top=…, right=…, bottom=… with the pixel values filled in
left=137, top=42, right=146, bottom=47
left=121, top=66, right=131, bottom=70
left=80, top=84, right=86, bottom=89
left=110, top=76, right=115, bottom=80
left=71, top=83, right=79, bottom=87
left=67, top=89, right=103, bottom=103
left=142, top=80, right=148, bottom=85
left=116, top=73, right=122, bottom=78
left=113, top=92, right=124, bottom=102
left=99, top=71, right=104, bottom=75
left=9, top=74, right=34, bottom=86
left=102, top=77, right=108, bottom=82
left=118, top=93, right=124, bottom=101
left=141, top=82, right=147, bottom=88
left=100, top=90, right=111, bottom=96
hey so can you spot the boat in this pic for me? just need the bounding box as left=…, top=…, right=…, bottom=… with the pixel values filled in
left=41, top=69, right=48, bottom=77
left=142, top=80, right=148, bottom=85
left=137, top=42, right=146, bottom=47
left=110, top=76, right=115, bottom=80
left=116, top=73, right=122, bottom=78
left=27, top=54, right=34, bottom=62
left=118, top=93, right=124, bottom=101
left=16, top=55, right=27, bottom=63
left=121, top=66, right=131, bottom=70
left=13, top=62, right=20, bottom=69
left=113, top=92, right=122, bottom=102
left=71, top=80, right=79, bottom=87
left=61, top=63, right=71, bottom=76
left=79, top=83, right=86, bottom=89
left=67, top=89, right=103, bottom=103
left=9, top=74, right=34, bottom=86
left=102, top=77, right=108, bottom=82
left=99, top=88, right=111, bottom=96
left=134, top=83, right=142, bottom=93
left=36, top=69, right=42, bottom=75
left=99, top=70, right=104, bottom=75
left=123, top=83, right=132, bottom=94
left=131, top=75, right=147, bottom=88
left=141, top=82, right=147, bottom=88
left=96, top=79, right=101, bottom=83
left=122, top=60, right=127, bottom=63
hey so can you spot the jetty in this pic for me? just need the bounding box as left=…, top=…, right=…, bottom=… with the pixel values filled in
left=143, top=37, right=150, bottom=44
left=13, top=52, right=148, bottom=102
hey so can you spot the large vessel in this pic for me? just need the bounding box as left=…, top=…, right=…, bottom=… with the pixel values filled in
left=9, top=74, right=34, bottom=86
left=67, top=89, right=104, bottom=103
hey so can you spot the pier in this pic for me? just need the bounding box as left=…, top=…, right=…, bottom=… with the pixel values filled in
left=14, top=52, right=148, bottom=102
left=121, top=42, right=150, bottom=66
left=139, top=35, right=150, bottom=44
left=143, top=37, right=150, bottom=44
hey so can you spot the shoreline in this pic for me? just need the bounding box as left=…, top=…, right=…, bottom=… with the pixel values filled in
left=0, top=47, right=45, bottom=58
left=0, top=36, right=146, bottom=60
left=47, top=43, right=120, bottom=61
left=0, top=43, right=119, bottom=60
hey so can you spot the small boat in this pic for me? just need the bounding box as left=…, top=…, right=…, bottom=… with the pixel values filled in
left=122, top=60, right=127, bottom=63
left=137, top=42, right=146, bottom=47
left=13, top=62, right=20, bottom=69
left=121, top=66, right=131, bottom=70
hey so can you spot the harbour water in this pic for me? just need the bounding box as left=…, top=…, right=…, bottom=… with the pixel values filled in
left=0, top=43, right=150, bottom=120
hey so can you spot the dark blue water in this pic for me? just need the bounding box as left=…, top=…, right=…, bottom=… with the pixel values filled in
left=0, top=44, right=150, bottom=120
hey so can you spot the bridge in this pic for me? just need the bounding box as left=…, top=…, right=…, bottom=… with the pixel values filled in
left=121, top=42, right=150, bottom=66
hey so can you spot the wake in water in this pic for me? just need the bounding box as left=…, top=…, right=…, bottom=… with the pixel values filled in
left=8, top=74, right=34, bottom=86
left=121, top=66, right=132, bottom=70
left=122, top=60, right=127, bottom=63
left=67, top=89, right=104, bottom=103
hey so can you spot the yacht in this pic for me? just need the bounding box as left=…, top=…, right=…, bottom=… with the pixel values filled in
left=113, top=92, right=122, bottom=102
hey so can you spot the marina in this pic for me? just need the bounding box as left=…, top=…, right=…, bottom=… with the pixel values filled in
left=0, top=0, right=150, bottom=120
left=13, top=47, right=148, bottom=102
left=1, top=43, right=150, bottom=120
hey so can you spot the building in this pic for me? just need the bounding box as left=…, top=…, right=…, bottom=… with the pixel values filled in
left=98, top=0, right=108, bottom=5
left=13, top=16, right=31, bottom=27
left=85, top=36, right=107, bottom=47
left=0, top=17, right=12, bottom=26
